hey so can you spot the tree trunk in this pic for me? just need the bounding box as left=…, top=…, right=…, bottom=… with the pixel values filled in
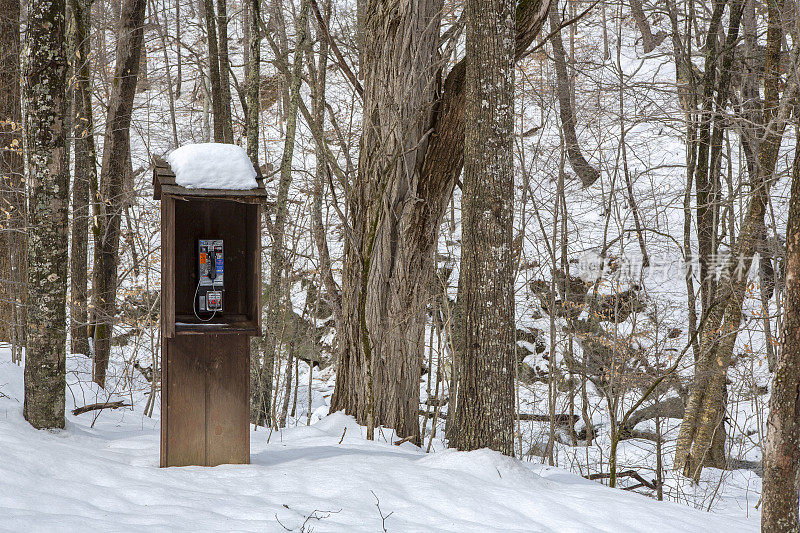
left=628, top=0, right=666, bottom=53
left=252, top=0, right=309, bottom=426
left=69, top=0, right=96, bottom=356
left=0, top=0, right=24, bottom=347
left=23, top=0, right=69, bottom=428
left=203, top=0, right=225, bottom=142
left=548, top=0, right=599, bottom=187
left=245, top=0, right=260, bottom=164
left=761, top=131, right=800, bottom=533
left=452, top=0, right=516, bottom=455
left=215, top=0, right=233, bottom=143
left=331, top=0, right=551, bottom=441
left=307, top=0, right=340, bottom=329
left=674, top=0, right=788, bottom=479
left=330, top=0, right=444, bottom=443
left=91, top=0, right=147, bottom=388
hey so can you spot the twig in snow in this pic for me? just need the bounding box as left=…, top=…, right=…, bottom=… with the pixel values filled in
left=274, top=508, right=340, bottom=532
left=371, top=490, right=393, bottom=532
left=338, top=426, right=347, bottom=444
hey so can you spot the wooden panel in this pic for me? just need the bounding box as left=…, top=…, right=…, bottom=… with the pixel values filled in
left=162, top=188, right=267, bottom=202
left=163, top=336, right=207, bottom=467
left=174, top=314, right=259, bottom=336
left=248, top=204, right=262, bottom=334
left=160, top=339, right=168, bottom=467
left=206, top=334, right=250, bottom=466
left=161, top=198, right=176, bottom=338
left=174, top=199, right=250, bottom=319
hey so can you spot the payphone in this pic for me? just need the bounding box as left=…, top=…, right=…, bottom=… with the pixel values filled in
left=195, top=239, right=224, bottom=316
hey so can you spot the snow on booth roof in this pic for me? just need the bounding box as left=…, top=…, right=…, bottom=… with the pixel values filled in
left=165, top=143, right=258, bottom=190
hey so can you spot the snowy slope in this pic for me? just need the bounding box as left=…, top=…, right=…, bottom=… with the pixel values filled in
left=0, top=350, right=756, bottom=532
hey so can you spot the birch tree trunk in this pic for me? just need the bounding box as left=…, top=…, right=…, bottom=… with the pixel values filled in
left=69, top=0, right=96, bottom=356
left=761, top=133, right=800, bottom=533
left=90, top=0, right=147, bottom=387
left=452, top=0, right=516, bottom=455
left=23, top=0, right=69, bottom=428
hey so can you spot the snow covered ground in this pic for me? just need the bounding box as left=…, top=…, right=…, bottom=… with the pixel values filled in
left=0, top=348, right=758, bottom=532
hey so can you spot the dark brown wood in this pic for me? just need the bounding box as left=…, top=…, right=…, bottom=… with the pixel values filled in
left=172, top=199, right=258, bottom=322
left=156, top=158, right=262, bottom=467
left=163, top=335, right=207, bottom=466
left=161, top=333, right=251, bottom=466
left=250, top=204, right=262, bottom=333
left=206, top=334, right=250, bottom=465
left=161, top=197, right=175, bottom=338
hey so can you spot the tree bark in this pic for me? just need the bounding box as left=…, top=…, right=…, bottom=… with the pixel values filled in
left=23, top=0, right=69, bottom=428
left=331, top=0, right=445, bottom=442
left=91, top=0, right=147, bottom=387
left=69, top=0, right=96, bottom=356
left=245, top=0, right=260, bottom=164
left=215, top=0, right=233, bottom=143
left=628, top=0, right=666, bottom=53
left=307, top=0, right=341, bottom=329
left=203, top=0, right=225, bottom=142
left=548, top=0, right=599, bottom=187
left=331, top=0, right=551, bottom=441
left=761, top=131, right=800, bottom=533
left=452, top=0, right=516, bottom=455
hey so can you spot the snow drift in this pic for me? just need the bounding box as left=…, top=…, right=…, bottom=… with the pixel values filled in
left=0, top=350, right=757, bottom=532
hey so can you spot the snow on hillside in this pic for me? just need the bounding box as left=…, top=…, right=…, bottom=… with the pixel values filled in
left=0, top=349, right=757, bottom=532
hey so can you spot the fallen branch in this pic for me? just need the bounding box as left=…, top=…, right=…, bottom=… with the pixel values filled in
left=587, top=469, right=658, bottom=490
left=72, top=401, right=131, bottom=416
left=418, top=409, right=578, bottom=425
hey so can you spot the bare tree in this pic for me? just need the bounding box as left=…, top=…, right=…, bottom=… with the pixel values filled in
left=675, top=0, right=793, bottom=479
left=452, top=0, right=516, bottom=455
left=331, top=0, right=551, bottom=443
left=91, top=0, right=147, bottom=387
left=69, top=0, right=97, bottom=356
left=0, top=0, right=25, bottom=357
left=548, top=0, right=599, bottom=187
left=761, top=131, right=800, bottom=533
left=22, top=0, right=69, bottom=428
left=252, top=0, right=309, bottom=426
left=245, top=0, right=260, bottom=164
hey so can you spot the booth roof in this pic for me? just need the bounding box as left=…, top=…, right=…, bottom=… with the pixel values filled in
left=166, top=143, right=258, bottom=190
left=152, top=146, right=267, bottom=202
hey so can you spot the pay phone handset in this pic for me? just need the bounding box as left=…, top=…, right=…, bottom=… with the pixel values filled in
left=194, top=239, right=224, bottom=321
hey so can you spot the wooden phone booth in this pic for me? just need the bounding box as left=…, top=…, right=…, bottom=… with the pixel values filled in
left=153, top=154, right=267, bottom=467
